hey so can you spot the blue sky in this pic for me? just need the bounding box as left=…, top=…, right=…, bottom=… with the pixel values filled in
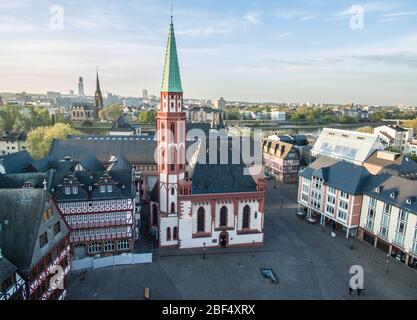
left=0, top=0, right=417, bottom=105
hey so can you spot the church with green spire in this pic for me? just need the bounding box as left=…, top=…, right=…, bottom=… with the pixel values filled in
left=161, top=17, right=183, bottom=94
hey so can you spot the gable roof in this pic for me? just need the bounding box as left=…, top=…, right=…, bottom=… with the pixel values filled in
left=50, top=137, right=157, bottom=164
left=187, top=138, right=258, bottom=195
left=364, top=150, right=417, bottom=177
left=301, top=158, right=371, bottom=195
left=0, top=257, right=18, bottom=285
left=362, top=174, right=417, bottom=214
left=0, top=150, right=33, bottom=174
left=0, top=189, right=47, bottom=274
left=312, top=128, right=383, bottom=165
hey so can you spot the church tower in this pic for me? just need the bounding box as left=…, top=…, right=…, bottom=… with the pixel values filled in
left=94, top=68, right=104, bottom=121
left=157, top=14, right=186, bottom=247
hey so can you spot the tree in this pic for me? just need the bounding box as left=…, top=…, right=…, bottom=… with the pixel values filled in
left=28, top=123, right=80, bottom=159
left=356, top=126, right=374, bottom=134
left=16, top=107, right=52, bottom=131
left=403, top=118, right=417, bottom=132
left=138, top=110, right=156, bottom=124
left=99, top=104, right=123, bottom=122
left=0, top=105, right=20, bottom=131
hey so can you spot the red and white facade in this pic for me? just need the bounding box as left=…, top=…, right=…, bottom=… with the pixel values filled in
left=298, top=175, right=362, bottom=237
left=58, top=198, right=135, bottom=256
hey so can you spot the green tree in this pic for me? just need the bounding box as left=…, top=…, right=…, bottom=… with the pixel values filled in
left=99, top=104, right=123, bottom=122
left=28, top=123, right=80, bottom=159
left=356, top=126, right=374, bottom=134
left=138, top=110, right=157, bottom=124
left=403, top=118, right=417, bottom=132
left=0, top=105, right=20, bottom=130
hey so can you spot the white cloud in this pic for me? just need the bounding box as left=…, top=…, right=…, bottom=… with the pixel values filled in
left=273, top=32, right=291, bottom=40
left=244, top=12, right=261, bottom=25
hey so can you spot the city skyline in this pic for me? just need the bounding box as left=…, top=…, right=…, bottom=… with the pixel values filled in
left=0, top=0, right=417, bottom=105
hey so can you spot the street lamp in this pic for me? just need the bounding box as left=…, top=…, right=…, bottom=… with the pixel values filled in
left=386, top=254, right=390, bottom=273
left=203, top=242, right=206, bottom=260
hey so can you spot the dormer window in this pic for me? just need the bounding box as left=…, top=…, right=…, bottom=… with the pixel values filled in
left=100, top=185, right=106, bottom=193
left=65, top=187, right=71, bottom=195
left=107, top=185, right=113, bottom=193
left=72, top=187, right=79, bottom=195
left=375, top=186, right=383, bottom=193
left=390, top=192, right=398, bottom=199
left=406, top=197, right=413, bottom=205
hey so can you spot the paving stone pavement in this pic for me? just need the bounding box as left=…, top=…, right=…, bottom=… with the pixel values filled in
left=67, top=181, right=417, bottom=300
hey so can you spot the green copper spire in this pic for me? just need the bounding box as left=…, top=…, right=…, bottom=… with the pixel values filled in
left=161, top=17, right=183, bottom=93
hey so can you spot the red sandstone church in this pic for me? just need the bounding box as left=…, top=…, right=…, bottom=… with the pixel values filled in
left=150, top=16, right=266, bottom=249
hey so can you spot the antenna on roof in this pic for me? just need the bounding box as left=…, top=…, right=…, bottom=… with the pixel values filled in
left=171, top=0, right=174, bottom=23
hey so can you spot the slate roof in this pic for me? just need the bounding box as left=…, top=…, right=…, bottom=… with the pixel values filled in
left=0, top=189, right=48, bottom=274
left=361, top=173, right=417, bottom=214
left=300, top=158, right=371, bottom=195
left=49, top=155, right=135, bottom=202
left=29, top=154, right=58, bottom=172
left=0, top=257, right=17, bottom=285
left=0, top=131, right=27, bottom=142
left=0, top=172, right=49, bottom=189
left=187, top=138, right=258, bottom=195
left=50, top=137, right=157, bottom=164
left=0, top=150, right=33, bottom=174
left=79, top=154, right=105, bottom=172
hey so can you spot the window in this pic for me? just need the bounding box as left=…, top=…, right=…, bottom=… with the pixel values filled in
left=328, top=187, right=336, bottom=194
left=100, top=185, right=106, bottom=193
left=43, top=207, right=53, bottom=221
left=220, top=206, right=228, bottom=227
left=72, top=187, right=78, bottom=195
left=369, top=197, right=377, bottom=208
left=197, top=207, right=205, bottom=232
left=171, top=202, right=176, bottom=214
left=104, top=241, right=115, bottom=252
left=53, top=222, right=61, bottom=236
left=337, top=210, right=347, bottom=222
left=88, top=242, right=102, bottom=254
left=327, top=195, right=336, bottom=205
left=64, top=187, right=71, bottom=195
left=340, top=192, right=349, bottom=199
left=166, top=227, right=171, bottom=241
left=173, top=227, right=178, bottom=240
left=117, top=240, right=130, bottom=251
left=39, top=232, right=48, bottom=248
left=383, top=203, right=391, bottom=214
left=339, top=200, right=349, bottom=211
left=326, top=205, right=335, bottom=215
left=171, top=187, right=175, bottom=196
left=242, top=205, right=250, bottom=229
left=107, top=185, right=113, bottom=193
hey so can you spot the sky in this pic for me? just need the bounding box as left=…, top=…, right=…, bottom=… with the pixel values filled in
left=0, top=0, right=417, bottom=105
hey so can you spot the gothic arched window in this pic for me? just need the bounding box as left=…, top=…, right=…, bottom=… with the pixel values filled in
left=197, top=207, right=205, bottom=233
left=242, top=205, right=250, bottom=229
left=220, top=206, right=228, bottom=227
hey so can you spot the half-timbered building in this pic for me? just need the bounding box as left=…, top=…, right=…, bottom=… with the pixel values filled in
left=0, top=178, right=71, bottom=300
left=49, top=155, right=137, bottom=258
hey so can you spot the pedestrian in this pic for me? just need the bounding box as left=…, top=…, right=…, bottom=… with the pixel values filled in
left=349, top=286, right=353, bottom=296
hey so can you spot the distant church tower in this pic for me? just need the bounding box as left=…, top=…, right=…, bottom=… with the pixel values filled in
left=94, top=69, right=104, bottom=121
left=157, top=14, right=186, bottom=246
